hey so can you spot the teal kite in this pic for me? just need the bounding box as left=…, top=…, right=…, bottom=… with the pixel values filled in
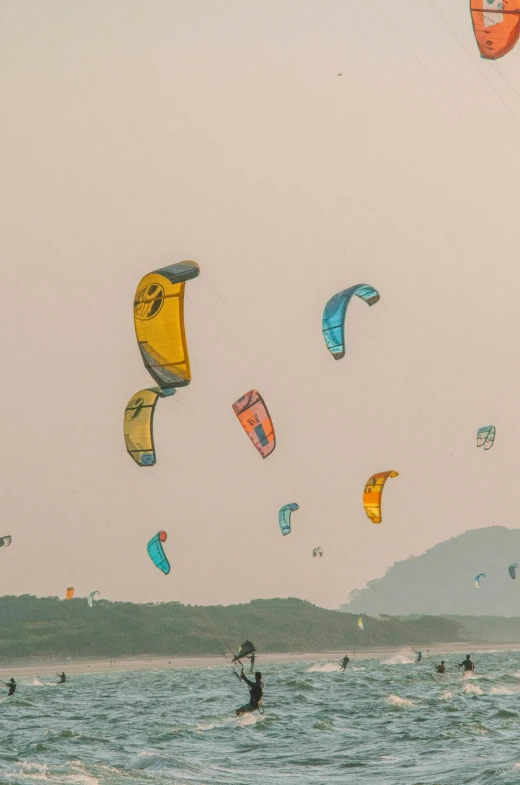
left=322, top=284, right=380, bottom=360
left=278, top=503, right=298, bottom=536
left=88, top=591, right=100, bottom=608
left=147, top=531, right=170, bottom=575
left=477, top=426, right=495, bottom=450
left=474, top=573, right=486, bottom=588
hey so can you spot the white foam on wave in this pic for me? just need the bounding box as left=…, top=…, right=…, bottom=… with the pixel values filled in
left=382, top=653, right=414, bottom=665
left=29, top=677, right=57, bottom=687
left=463, top=683, right=483, bottom=695
left=386, top=694, right=415, bottom=708
left=238, top=713, right=257, bottom=726
left=439, top=691, right=453, bottom=700
left=489, top=685, right=520, bottom=695
left=352, top=666, right=365, bottom=671
left=195, top=713, right=262, bottom=732
left=306, top=663, right=339, bottom=673
left=3, top=761, right=100, bottom=783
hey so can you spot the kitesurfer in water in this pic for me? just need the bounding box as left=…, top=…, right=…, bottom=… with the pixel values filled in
left=3, top=678, right=16, bottom=696
left=435, top=661, right=446, bottom=674
left=458, top=654, right=475, bottom=673
left=248, top=653, right=255, bottom=673
left=236, top=667, right=263, bottom=716
left=340, top=655, right=350, bottom=671
left=415, top=650, right=422, bottom=663
left=58, top=672, right=66, bottom=683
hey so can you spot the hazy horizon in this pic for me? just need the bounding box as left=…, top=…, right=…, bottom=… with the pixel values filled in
left=3, top=0, right=520, bottom=608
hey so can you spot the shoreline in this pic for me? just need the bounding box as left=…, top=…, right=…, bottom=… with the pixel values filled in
left=2, top=641, right=520, bottom=679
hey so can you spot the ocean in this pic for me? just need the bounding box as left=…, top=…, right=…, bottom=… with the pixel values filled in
left=1, top=650, right=520, bottom=784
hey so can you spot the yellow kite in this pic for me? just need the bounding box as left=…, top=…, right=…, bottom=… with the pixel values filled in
left=124, top=387, right=175, bottom=467
left=363, top=470, right=399, bottom=524
left=134, top=261, right=200, bottom=389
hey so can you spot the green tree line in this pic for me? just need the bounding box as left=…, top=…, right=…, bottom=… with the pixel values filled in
left=0, top=596, right=469, bottom=661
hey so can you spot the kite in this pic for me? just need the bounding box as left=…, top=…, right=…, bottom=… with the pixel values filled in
left=322, top=284, right=380, bottom=360
left=65, top=587, right=74, bottom=600
left=278, top=503, right=299, bottom=536
left=124, top=387, right=175, bottom=467
left=231, top=640, right=256, bottom=663
left=0, top=536, right=12, bottom=548
left=363, top=471, right=399, bottom=524
left=134, top=260, right=200, bottom=389
left=477, top=425, right=495, bottom=450
left=470, top=1, right=520, bottom=60
left=358, top=617, right=364, bottom=631
left=88, top=591, right=100, bottom=608
left=509, top=564, right=518, bottom=579
left=232, top=390, right=275, bottom=458
left=474, top=573, right=487, bottom=588
left=313, top=547, right=324, bottom=558
left=147, top=530, right=170, bottom=575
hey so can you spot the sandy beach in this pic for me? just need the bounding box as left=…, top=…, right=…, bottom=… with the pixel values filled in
left=2, top=641, right=520, bottom=680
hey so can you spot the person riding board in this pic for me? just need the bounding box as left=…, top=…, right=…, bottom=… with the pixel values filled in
left=415, top=650, right=422, bottom=663
left=58, top=672, right=66, bottom=683
left=236, top=667, right=263, bottom=716
left=458, top=654, right=475, bottom=673
left=1, top=678, right=16, bottom=696
left=435, top=660, right=446, bottom=674
left=247, top=653, right=255, bottom=673
left=340, top=655, right=350, bottom=671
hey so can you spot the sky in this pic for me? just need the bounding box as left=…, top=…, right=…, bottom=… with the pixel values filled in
left=2, top=0, right=520, bottom=608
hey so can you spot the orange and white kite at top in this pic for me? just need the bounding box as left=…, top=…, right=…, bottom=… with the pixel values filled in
left=363, top=470, right=399, bottom=524
left=470, top=0, right=520, bottom=60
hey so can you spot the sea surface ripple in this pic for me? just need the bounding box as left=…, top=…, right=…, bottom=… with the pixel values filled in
left=2, top=651, right=520, bottom=784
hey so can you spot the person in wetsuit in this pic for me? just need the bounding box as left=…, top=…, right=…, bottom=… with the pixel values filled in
left=5, top=678, right=16, bottom=696
left=415, top=650, right=422, bottom=663
left=435, top=660, right=446, bottom=674
left=236, top=667, right=263, bottom=716
left=58, top=672, right=66, bottom=683
left=340, top=655, right=350, bottom=671
left=248, top=653, right=255, bottom=673
left=458, top=654, right=475, bottom=673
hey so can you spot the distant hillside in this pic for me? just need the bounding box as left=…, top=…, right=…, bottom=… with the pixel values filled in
left=341, top=526, right=520, bottom=616
left=0, top=595, right=464, bottom=661
left=446, top=616, right=520, bottom=643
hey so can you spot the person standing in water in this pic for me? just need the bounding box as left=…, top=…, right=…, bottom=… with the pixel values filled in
left=415, top=650, right=422, bottom=663
left=2, top=678, right=16, bottom=696
left=248, top=653, right=255, bottom=673
left=458, top=654, right=475, bottom=673
left=236, top=667, right=263, bottom=716
left=435, top=661, right=446, bottom=674
left=57, top=672, right=66, bottom=683
left=340, top=655, right=350, bottom=671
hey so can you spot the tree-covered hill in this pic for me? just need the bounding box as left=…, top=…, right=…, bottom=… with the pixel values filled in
left=0, top=595, right=465, bottom=661
left=341, top=527, right=520, bottom=616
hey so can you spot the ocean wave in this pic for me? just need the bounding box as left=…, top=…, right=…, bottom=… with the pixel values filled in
left=306, top=663, right=339, bottom=673
left=386, top=694, right=415, bottom=708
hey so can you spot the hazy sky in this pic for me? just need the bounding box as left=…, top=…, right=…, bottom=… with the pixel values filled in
left=3, top=0, right=520, bottom=608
